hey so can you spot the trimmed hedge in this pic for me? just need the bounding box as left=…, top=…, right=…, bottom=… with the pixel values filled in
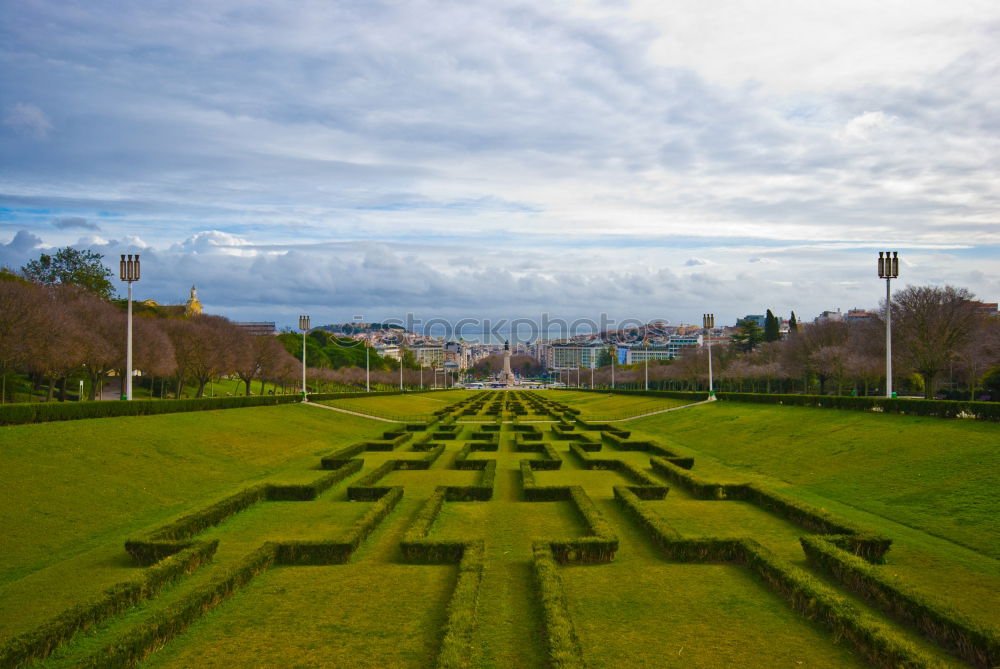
left=82, top=542, right=278, bottom=668
left=532, top=542, right=585, bottom=669
left=436, top=540, right=486, bottom=669
left=127, top=459, right=364, bottom=563
left=400, top=489, right=468, bottom=563
left=802, top=536, right=1000, bottom=668
left=613, top=487, right=941, bottom=669
left=0, top=394, right=302, bottom=426
left=548, top=487, right=618, bottom=564
left=275, top=486, right=403, bottom=565
left=0, top=540, right=217, bottom=667
left=442, top=461, right=496, bottom=501
left=649, top=457, right=891, bottom=562
left=715, top=392, right=1000, bottom=421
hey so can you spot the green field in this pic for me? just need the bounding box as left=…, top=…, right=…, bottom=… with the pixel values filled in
left=1, top=390, right=997, bottom=668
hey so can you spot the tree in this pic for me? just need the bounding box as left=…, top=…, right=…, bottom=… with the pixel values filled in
left=21, top=247, right=115, bottom=299
left=763, top=309, right=781, bottom=342
left=788, top=312, right=798, bottom=335
left=891, top=285, right=981, bottom=399
left=597, top=348, right=613, bottom=367
left=731, top=318, right=763, bottom=353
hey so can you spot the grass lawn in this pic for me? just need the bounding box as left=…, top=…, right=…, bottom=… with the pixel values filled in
left=545, top=390, right=698, bottom=418
left=318, top=389, right=477, bottom=419
left=628, top=400, right=1000, bottom=558
left=2, top=390, right=997, bottom=667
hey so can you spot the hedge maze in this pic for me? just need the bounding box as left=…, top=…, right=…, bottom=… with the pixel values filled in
left=2, top=391, right=997, bottom=668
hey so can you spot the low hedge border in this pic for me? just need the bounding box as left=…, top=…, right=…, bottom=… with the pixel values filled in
left=576, top=420, right=629, bottom=438
left=128, top=460, right=364, bottom=564
left=568, top=445, right=669, bottom=499
left=532, top=542, right=585, bottom=669
left=442, top=461, right=496, bottom=501
left=613, top=487, right=941, bottom=669
left=81, top=542, right=278, bottom=668
left=0, top=540, right=218, bottom=668
left=400, top=489, right=470, bottom=563
left=275, top=486, right=404, bottom=565
left=802, top=536, right=1000, bottom=668
left=0, top=394, right=301, bottom=426
left=649, top=457, right=891, bottom=562
left=601, top=432, right=694, bottom=470
left=435, top=540, right=486, bottom=669
left=715, top=392, right=1000, bottom=422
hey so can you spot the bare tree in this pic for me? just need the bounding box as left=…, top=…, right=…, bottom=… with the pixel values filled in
left=891, top=285, right=980, bottom=399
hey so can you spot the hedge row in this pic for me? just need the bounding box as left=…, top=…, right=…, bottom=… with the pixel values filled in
left=802, top=536, right=1000, bottom=668
left=435, top=540, right=486, bottom=669
left=575, top=420, right=629, bottom=438
left=453, top=443, right=498, bottom=469
left=0, top=540, right=218, bottom=667
left=400, top=489, right=468, bottom=563
left=521, top=461, right=573, bottom=501
left=547, top=487, right=618, bottom=564
left=532, top=542, right=585, bottom=669
left=81, top=542, right=277, bottom=668
left=613, top=487, right=941, bottom=669
left=715, top=392, right=1000, bottom=421
left=568, top=445, right=668, bottom=498
left=649, top=457, right=891, bottom=562
left=0, top=394, right=302, bottom=426
left=442, top=461, right=496, bottom=501
left=275, top=486, right=404, bottom=565
left=126, top=459, right=364, bottom=564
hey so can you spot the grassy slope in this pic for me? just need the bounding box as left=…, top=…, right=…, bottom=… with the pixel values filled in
left=545, top=390, right=697, bottom=417
left=627, top=401, right=1000, bottom=558
left=319, top=389, right=477, bottom=418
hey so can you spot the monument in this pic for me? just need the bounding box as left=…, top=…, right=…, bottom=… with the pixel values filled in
left=499, top=340, right=517, bottom=386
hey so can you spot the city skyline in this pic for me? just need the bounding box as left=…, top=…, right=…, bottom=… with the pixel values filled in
left=3, top=1, right=998, bottom=326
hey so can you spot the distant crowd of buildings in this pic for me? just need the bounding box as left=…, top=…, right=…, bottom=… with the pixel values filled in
left=217, top=292, right=999, bottom=374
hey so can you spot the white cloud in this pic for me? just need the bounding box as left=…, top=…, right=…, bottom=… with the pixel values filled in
left=840, top=110, right=897, bottom=142
left=3, top=103, right=53, bottom=139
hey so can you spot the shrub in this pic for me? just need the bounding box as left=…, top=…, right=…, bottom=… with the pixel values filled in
left=0, top=394, right=302, bottom=426
left=0, top=541, right=217, bottom=667
left=802, top=536, right=1000, bottom=668
left=532, top=542, right=585, bottom=669
left=715, top=392, right=1000, bottom=421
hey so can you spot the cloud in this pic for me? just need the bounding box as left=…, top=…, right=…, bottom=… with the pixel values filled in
left=0, top=230, right=44, bottom=269
left=3, top=103, right=53, bottom=140
left=749, top=257, right=779, bottom=264
left=684, top=258, right=709, bottom=266
left=839, top=110, right=896, bottom=142
left=52, top=216, right=100, bottom=230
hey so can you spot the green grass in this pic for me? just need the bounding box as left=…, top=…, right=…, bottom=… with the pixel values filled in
left=544, top=390, right=697, bottom=418
left=628, top=401, right=1000, bottom=557
left=318, top=389, right=477, bottom=419
left=2, top=390, right=997, bottom=667
left=0, top=404, right=383, bottom=638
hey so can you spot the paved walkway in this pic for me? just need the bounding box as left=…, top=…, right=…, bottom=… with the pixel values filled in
left=303, top=401, right=400, bottom=423
left=601, top=397, right=715, bottom=423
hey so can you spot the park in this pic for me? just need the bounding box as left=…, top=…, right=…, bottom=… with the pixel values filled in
left=0, top=389, right=997, bottom=668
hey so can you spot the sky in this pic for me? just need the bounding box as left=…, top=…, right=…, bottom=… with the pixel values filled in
left=2, top=0, right=999, bottom=334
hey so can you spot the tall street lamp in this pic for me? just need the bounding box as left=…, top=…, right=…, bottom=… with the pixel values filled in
left=365, top=345, right=370, bottom=392
left=119, top=255, right=140, bottom=400
left=703, top=313, right=715, bottom=397
left=298, top=315, right=310, bottom=399
left=878, top=251, right=900, bottom=398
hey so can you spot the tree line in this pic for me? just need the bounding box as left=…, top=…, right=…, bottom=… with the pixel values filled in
left=0, top=250, right=437, bottom=402
left=591, top=286, right=1000, bottom=399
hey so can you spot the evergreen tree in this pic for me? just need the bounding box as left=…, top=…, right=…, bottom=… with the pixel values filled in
left=763, top=309, right=781, bottom=342
left=788, top=311, right=798, bottom=335
left=732, top=318, right=764, bottom=353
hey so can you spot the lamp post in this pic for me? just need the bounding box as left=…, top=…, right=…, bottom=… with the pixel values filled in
left=399, top=351, right=404, bottom=391
left=611, top=345, right=616, bottom=390
left=365, top=346, right=370, bottom=392
left=119, top=254, right=140, bottom=400
left=644, top=347, right=649, bottom=391
left=878, top=251, right=899, bottom=398
left=298, top=315, right=309, bottom=399
left=703, top=314, right=715, bottom=397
